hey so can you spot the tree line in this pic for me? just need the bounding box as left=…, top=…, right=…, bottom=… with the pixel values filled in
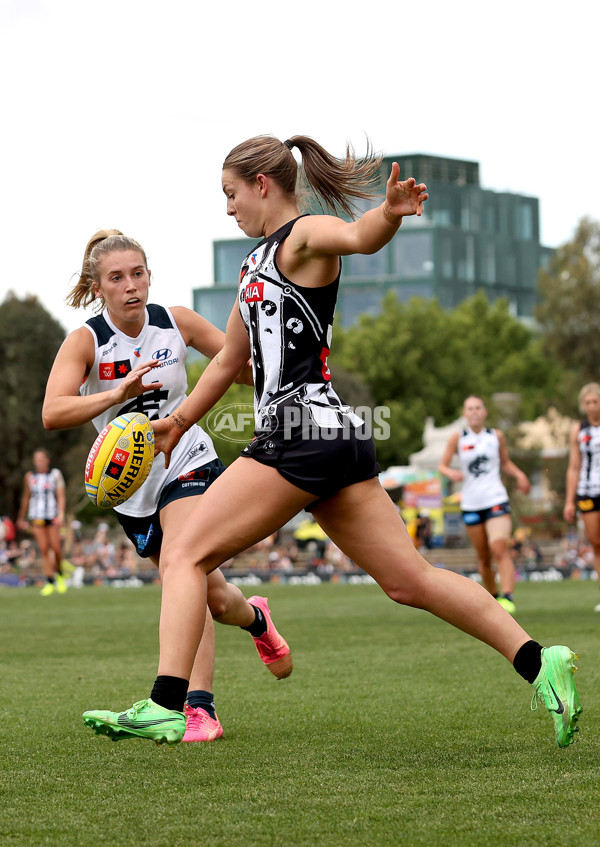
left=1, top=217, right=598, bottom=522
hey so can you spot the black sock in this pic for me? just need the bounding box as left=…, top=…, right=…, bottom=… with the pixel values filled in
left=46, top=576, right=55, bottom=585
left=513, top=640, right=543, bottom=684
left=242, top=604, right=267, bottom=638
left=186, top=689, right=216, bottom=719
left=503, top=592, right=514, bottom=602
left=150, top=675, right=189, bottom=712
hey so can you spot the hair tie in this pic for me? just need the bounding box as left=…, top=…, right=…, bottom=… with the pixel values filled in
left=283, top=139, right=294, bottom=150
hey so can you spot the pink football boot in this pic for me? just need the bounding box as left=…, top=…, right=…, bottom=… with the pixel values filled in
left=182, top=704, right=224, bottom=743
left=247, top=595, right=293, bottom=679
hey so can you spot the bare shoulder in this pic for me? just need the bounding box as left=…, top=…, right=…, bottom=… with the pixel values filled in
left=61, top=326, right=95, bottom=356
left=446, top=430, right=460, bottom=447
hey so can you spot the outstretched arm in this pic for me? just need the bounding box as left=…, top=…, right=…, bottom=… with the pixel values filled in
left=153, top=304, right=251, bottom=466
left=295, top=162, right=428, bottom=259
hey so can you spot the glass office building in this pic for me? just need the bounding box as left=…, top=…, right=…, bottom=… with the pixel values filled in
left=193, top=154, right=552, bottom=330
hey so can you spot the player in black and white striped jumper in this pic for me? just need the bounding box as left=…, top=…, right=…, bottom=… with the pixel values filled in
left=17, top=448, right=68, bottom=596
left=565, top=382, right=600, bottom=610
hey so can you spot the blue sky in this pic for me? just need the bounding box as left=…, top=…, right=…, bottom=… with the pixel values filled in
left=1, top=0, right=597, bottom=335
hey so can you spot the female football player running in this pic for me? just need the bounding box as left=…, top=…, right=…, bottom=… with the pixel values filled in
left=43, top=229, right=293, bottom=744
left=438, top=395, right=531, bottom=616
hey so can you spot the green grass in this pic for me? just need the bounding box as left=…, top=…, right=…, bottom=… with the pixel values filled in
left=1, top=580, right=599, bottom=847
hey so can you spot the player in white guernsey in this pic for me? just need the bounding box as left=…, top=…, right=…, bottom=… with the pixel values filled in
left=564, top=382, right=600, bottom=610
left=17, top=448, right=68, bottom=596
left=43, top=230, right=293, bottom=744
left=439, top=396, right=530, bottom=616
left=147, top=135, right=580, bottom=749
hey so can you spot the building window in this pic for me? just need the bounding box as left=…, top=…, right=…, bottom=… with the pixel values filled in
left=482, top=242, right=496, bottom=283
left=344, top=250, right=387, bottom=278
left=439, top=235, right=453, bottom=279
left=457, top=235, right=476, bottom=282
left=214, top=241, right=252, bottom=285
left=516, top=202, right=534, bottom=241
left=392, top=231, right=433, bottom=278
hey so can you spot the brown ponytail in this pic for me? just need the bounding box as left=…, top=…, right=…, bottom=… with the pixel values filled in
left=66, top=229, right=148, bottom=311
left=223, top=135, right=383, bottom=219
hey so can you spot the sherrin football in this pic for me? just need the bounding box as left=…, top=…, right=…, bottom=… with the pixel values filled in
left=85, top=413, right=155, bottom=508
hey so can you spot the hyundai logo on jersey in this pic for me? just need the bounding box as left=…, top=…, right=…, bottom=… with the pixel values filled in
left=152, top=349, right=172, bottom=361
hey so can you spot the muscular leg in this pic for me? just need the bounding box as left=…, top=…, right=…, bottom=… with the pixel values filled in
left=465, top=523, right=497, bottom=595
left=207, top=568, right=254, bottom=628
left=188, top=608, right=216, bottom=693
left=47, top=523, right=63, bottom=575
left=32, top=526, right=55, bottom=580
left=312, top=478, right=531, bottom=662
left=581, top=511, right=600, bottom=582
left=487, top=516, right=515, bottom=595
left=157, top=458, right=314, bottom=679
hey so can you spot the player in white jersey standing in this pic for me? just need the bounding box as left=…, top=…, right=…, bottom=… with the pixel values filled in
left=438, top=395, right=531, bottom=616
left=564, top=382, right=600, bottom=610
left=17, top=448, right=68, bottom=596
left=100, top=133, right=578, bottom=749
left=43, top=230, right=293, bottom=744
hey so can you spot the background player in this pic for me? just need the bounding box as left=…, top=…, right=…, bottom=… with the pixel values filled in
left=17, top=448, right=68, bottom=596
left=438, top=395, right=531, bottom=615
left=564, top=382, right=600, bottom=610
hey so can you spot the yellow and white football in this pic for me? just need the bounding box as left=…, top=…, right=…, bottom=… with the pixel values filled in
left=85, top=413, right=155, bottom=509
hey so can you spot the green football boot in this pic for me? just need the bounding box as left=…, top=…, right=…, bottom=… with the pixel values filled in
left=83, top=698, right=185, bottom=747
left=531, top=646, right=582, bottom=747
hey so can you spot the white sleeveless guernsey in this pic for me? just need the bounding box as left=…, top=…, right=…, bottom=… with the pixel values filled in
left=576, top=420, right=600, bottom=498
left=27, top=469, right=64, bottom=521
left=457, top=427, right=508, bottom=511
left=80, top=305, right=218, bottom=518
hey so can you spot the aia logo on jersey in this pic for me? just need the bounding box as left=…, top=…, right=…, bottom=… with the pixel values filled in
left=245, top=281, right=264, bottom=303
left=581, top=433, right=592, bottom=444
left=106, top=449, right=129, bottom=479
left=461, top=444, right=475, bottom=450
left=99, top=359, right=132, bottom=380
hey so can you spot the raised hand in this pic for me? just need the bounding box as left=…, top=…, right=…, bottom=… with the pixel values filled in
left=385, top=162, right=428, bottom=218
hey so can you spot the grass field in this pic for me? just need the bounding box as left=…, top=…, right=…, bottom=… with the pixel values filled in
left=1, top=580, right=599, bottom=847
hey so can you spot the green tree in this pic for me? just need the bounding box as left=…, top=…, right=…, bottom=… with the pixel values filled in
left=0, top=294, right=87, bottom=519
left=331, top=290, right=560, bottom=467
left=536, top=217, right=600, bottom=413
